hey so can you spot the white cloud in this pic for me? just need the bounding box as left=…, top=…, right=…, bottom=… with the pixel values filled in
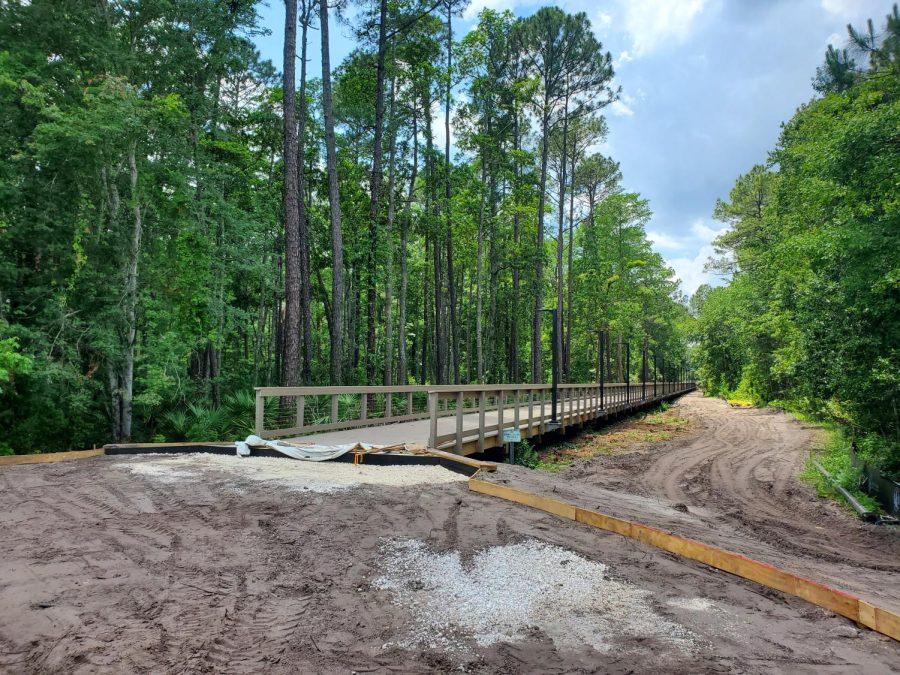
left=668, top=245, right=719, bottom=297
left=647, top=230, right=686, bottom=251
left=611, top=91, right=637, bottom=117
left=653, top=219, right=727, bottom=295
left=621, top=0, right=708, bottom=56
left=820, top=0, right=885, bottom=18
left=824, top=31, right=843, bottom=49
left=614, top=50, right=634, bottom=69
left=689, top=219, right=725, bottom=241
left=610, top=99, right=634, bottom=117
left=463, top=0, right=517, bottom=20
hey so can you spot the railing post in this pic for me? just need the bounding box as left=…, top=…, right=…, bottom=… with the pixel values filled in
left=513, top=389, right=521, bottom=434
left=385, top=392, right=392, bottom=420
left=626, top=343, right=631, bottom=406
left=527, top=390, right=534, bottom=437
left=560, top=388, right=567, bottom=431
left=497, top=390, right=505, bottom=442
left=360, top=393, right=368, bottom=421
left=642, top=340, right=647, bottom=402
left=478, top=390, right=486, bottom=451
left=255, top=390, right=264, bottom=435
left=407, top=392, right=414, bottom=415
left=599, top=330, right=605, bottom=410
left=455, top=391, right=464, bottom=453
left=540, top=390, right=546, bottom=435
left=296, top=395, right=305, bottom=431
left=428, top=392, right=439, bottom=449
left=331, top=394, right=339, bottom=425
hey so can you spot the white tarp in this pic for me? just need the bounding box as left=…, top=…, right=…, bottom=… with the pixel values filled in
left=237, top=435, right=380, bottom=462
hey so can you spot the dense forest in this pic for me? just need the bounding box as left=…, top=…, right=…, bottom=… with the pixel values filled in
left=691, top=7, right=899, bottom=476
left=0, top=0, right=692, bottom=453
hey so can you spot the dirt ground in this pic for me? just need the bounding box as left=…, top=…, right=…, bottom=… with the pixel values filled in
left=488, top=392, right=900, bottom=613
left=1, top=444, right=898, bottom=673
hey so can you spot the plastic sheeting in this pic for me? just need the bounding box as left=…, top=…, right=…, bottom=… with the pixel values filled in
left=238, top=434, right=380, bottom=462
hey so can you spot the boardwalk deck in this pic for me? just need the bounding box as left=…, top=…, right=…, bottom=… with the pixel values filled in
left=280, top=386, right=691, bottom=456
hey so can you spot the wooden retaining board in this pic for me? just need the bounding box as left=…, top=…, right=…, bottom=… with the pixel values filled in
left=0, top=449, right=105, bottom=466
left=469, top=476, right=900, bottom=642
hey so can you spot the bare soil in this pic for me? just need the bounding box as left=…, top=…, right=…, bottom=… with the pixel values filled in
left=487, top=392, right=900, bottom=614
left=1, top=448, right=898, bottom=673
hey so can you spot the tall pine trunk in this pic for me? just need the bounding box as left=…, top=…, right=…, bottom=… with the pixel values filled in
left=383, top=69, right=398, bottom=385
left=509, top=113, right=521, bottom=382
left=297, top=1, right=314, bottom=383
left=398, top=112, right=417, bottom=385
left=320, top=0, right=344, bottom=384
left=555, top=88, right=568, bottom=384
left=281, top=0, right=301, bottom=389
left=532, top=101, right=550, bottom=384
left=121, top=144, right=143, bottom=441
left=565, top=127, right=576, bottom=380
left=444, top=4, right=459, bottom=384
left=365, top=0, right=389, bottom=384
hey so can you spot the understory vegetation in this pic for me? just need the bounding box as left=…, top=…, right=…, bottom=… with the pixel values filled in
left=799, top=425, right=882, bottom=514
left=0, top=0, right=691, bottom=453
left=691, top=7, right=900, bottom=478
left=516, top=403, right=692, bottom=472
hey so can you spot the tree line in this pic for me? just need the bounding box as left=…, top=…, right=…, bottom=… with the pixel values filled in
left=0, top=0, right=690, bottom=452
left=691, top=6, right=899, bottom=474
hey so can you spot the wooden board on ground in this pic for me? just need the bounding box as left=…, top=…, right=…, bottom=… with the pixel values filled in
left=0, top=449, right=105, bottom=466
left=468, top=475, right=900, bottom=642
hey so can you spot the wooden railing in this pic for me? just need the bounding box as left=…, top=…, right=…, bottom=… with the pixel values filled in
left=255, top=385, right=437, bottom=439
left=254, top=380, right=695, bottom=448
left=425, top=381, right=694, bottom=452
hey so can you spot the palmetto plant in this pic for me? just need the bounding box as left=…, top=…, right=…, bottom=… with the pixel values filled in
left=161, top=390, right=256, bottom=441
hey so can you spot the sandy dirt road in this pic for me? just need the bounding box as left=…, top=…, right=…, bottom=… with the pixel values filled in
left=1, top=450, right=898, bottom=673
left=487, top=393, right=900, bottom=613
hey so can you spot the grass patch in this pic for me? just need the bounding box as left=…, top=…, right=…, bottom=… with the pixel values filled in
left=523, top=404, right=693, bottom=472
left=799, top=425, right=882, bottom=514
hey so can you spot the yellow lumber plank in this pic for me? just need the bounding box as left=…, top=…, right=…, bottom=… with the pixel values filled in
left=0, top=449, right=105, bottom=466
left=469, top=478, right=577, bottom=520
left=427, top=449, right=497, bottom=472
left=874, top=605, right=900, bottom=641
left=468, top=476, right=900, bottom=642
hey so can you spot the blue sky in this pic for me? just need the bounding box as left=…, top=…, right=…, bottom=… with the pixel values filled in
left=252, top=0, right=889, bottom=296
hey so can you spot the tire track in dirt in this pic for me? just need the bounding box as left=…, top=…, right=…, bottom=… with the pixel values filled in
left=490, top=393, right=900, bottom=613
left=638, top=397, right=899, bottom=571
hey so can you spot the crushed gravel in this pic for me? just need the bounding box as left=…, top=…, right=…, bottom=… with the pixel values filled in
left=667, top=597, right=717, bottom=612
left=373, top=538, right=697, bottom=655
left=113, top=453, right=467, bottom=492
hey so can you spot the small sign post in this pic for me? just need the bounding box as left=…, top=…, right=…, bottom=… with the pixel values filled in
left=501, top=428, right=521, bottom=463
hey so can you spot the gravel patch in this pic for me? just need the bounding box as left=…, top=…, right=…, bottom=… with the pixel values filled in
left=667, top=597, right=717, bottom=612
left=373, top=538, right=696, bottom=656
left=114, top=453, right=466, bottom=492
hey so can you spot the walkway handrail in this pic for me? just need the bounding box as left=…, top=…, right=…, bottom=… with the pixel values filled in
left=254, top=381, right=695, bottom=445
left=255, top=382, right=628, bottom=440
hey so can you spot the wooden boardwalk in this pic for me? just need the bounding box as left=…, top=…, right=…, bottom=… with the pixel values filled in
left=258, top=381, right=695, bottom=456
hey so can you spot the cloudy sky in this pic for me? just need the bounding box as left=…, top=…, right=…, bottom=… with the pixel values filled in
left=252, top=0, right=889, bottom=296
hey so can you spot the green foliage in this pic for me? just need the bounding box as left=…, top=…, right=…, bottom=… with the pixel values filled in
left=693, top=11, right=900, bottom=465
left=160, top=390, right=256, bottom=442
left=0, top=327, right=32, bottom=395
left=514, top=439, right=540, bottom=468
left=799, top=426, right=881, bottom=514
left=0, top=0, right=692, bottom=453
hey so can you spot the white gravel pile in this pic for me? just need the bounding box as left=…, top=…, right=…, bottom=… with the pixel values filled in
left=373, top=538, right=696, bottom=655
left=114, top=453, right=466, bottom=492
